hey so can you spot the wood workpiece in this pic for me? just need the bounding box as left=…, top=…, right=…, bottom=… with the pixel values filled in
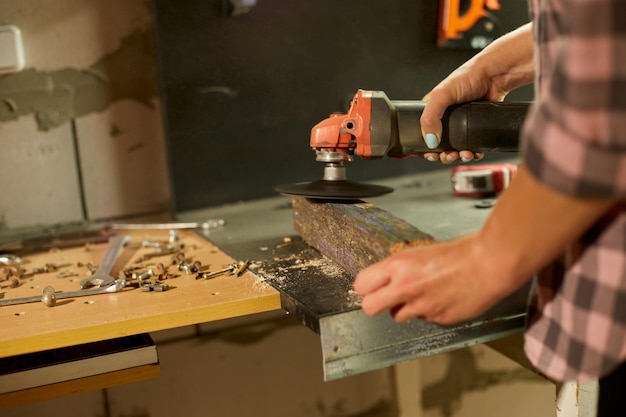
left=292, top=197, right=436, bottom=276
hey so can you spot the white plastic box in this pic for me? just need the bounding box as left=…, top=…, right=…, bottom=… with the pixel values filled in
left=0, top=25, right=25, bottom=74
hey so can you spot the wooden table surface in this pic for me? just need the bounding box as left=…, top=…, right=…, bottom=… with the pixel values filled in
left=0, top=229, right=281, bottom=358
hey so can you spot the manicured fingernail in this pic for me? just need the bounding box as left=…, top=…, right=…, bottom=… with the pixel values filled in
left=446, top=154, right=457, bottom=162
left=425, top=133, right=438, bottom=149
left=426, top=155, right=438, bottom=162
left=461, top=156, right=471, bottom=162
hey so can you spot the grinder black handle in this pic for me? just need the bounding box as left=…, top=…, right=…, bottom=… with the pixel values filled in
left=368, top=93, right=530, bottom=157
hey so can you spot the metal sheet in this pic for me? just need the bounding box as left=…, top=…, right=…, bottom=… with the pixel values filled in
left=319, top=291, right=527, bottom=381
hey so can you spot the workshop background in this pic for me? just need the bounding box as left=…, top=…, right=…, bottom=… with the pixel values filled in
left=0, top=1, right=555, bottom=417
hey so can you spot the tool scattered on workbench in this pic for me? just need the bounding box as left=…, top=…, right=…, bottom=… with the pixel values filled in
left=79, top=235, right=131, bottom=289
left=141, top=282, right=170, bottom=292
left=0, top=227, right=253, bottom=307
left=0, top=279, right=128, bottom=307
left=110, top=219, right=225, bottom=231
left=0, top=254, right=22, bottom=266
left=274, top=89, right=529, bottom=200
left=196, top=260, right=250, bottom=280
left=0, top=255, right=25, bottom=289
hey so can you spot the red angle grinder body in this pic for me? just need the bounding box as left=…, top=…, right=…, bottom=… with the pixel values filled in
left=274, top=90, right=529, bottom=200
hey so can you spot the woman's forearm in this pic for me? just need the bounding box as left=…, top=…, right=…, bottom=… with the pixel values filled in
left=473, top=22, right=535, bottom=94
left=478, top=165, right=616, bottom=296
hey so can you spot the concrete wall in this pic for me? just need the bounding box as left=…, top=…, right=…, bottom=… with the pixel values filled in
left=0, top=0, right=171, bottom=233
left=0, top=2, right=556, bottom=416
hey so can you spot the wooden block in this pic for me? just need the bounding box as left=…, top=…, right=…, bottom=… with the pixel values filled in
left=292, top=197, right=435, bottom=277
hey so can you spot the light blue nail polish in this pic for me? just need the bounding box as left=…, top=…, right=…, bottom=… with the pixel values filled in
left=425, top=133, right=438, bottom=149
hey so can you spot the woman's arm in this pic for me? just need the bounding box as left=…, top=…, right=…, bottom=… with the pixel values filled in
left=420, top=22, right=535, bottom=163
left=353, top=164, right=615, bottom=324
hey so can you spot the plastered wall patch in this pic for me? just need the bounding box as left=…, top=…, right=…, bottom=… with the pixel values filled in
left=0, top=25, right=25, bottom=74
left=0, top=29, right=157, bottom=130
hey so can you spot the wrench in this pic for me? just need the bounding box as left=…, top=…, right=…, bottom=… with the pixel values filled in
left=79, top=235, right=131, bottom=289
left=0, top=279, right=127, bottom=307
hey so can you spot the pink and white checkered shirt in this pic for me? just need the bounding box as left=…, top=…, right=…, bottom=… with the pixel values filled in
left=521, top=0, right=626, bottom=381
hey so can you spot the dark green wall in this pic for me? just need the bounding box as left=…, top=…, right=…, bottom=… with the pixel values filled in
left=153, top=0, right=531, bottom=211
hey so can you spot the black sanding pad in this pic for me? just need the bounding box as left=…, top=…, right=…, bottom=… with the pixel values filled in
left=274, top=180, right=393, bottom=200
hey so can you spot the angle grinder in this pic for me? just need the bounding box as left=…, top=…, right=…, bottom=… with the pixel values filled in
left=274, top=89, right=530, bottom=200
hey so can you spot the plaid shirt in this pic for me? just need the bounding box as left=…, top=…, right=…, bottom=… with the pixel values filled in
left=521, top=0, right=626, bottom=381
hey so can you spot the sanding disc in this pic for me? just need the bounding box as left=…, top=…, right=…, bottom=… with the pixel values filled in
left=274, top=180, right=393, bottom=200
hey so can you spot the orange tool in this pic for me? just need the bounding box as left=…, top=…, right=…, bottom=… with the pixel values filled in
left=437, top=0, right=501, bottom=49
left=275, top=90, right=529, bottom=200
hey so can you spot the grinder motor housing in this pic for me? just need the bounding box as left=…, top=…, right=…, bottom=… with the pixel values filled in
left=310, top=90, right=530, bottom=162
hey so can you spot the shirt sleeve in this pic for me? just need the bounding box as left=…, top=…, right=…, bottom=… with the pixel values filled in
left=522, top=0, right=626, bottom=198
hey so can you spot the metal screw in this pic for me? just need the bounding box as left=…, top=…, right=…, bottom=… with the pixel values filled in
left=180, top=263, right=197, bottom=275
left=0, top=254, right=23, bottom=266
left=154, top=263, right=166, bottom=275
left=141, top=282, right=170, bottom=292
left=142, top=240, right=163, bottom=248
left=172, top=252, right=186, bottom=265
left=135, top=269, right=155, bottom=281
left=196, top=261, right=248, bottom=280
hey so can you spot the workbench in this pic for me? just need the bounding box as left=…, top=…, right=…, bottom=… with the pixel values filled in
left=0, top=229, right=280, bottom=407
left=1, top=163, right=555, bottom=411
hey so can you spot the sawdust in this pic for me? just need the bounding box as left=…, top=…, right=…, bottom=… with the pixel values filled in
left=258, top=253, right=346, bottom=282
left=247, top=261, right=273, bottom=291
left=285, top=255, right=345, bottom=277
left=254, top=252, right=363, bottom=308
left=255, top=265, right=291, bottom=286
left=251, top=278, right=272, bottom=291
